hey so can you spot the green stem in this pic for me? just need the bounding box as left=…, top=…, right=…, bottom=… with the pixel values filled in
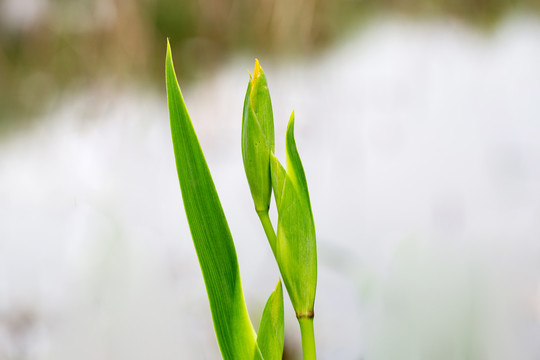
left=298, top=316, right=317, bottom=360
left=257, top=210, right=277, bottom=255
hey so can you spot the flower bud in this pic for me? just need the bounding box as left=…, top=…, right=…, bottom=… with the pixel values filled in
left=241, top=60, right=275, bottom=213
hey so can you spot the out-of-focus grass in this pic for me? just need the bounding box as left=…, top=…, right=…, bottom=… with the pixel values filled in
left=0, top=0, right=538, bottom=130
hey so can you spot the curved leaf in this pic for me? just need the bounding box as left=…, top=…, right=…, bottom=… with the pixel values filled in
left=166, top=40, right=262, bottom=360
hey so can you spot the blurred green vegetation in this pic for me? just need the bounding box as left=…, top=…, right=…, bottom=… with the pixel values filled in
left=0, top=0, right=538, bottom=129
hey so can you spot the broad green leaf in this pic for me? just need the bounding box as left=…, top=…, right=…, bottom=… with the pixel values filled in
left=272, top=112, right=317, bottom=317
left=166, top=40, right=262, bottom=360
left=242, top=60, right=275, bottom=213
left=257, top=280, right=284, bottom=360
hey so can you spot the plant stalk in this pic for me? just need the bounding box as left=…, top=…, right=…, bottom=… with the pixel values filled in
left=298, top=316, right=317, bottom=360
left=257, top=210, right=277, bottom=255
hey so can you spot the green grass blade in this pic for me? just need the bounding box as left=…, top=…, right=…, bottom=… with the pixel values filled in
left=257, top=280, right=284, bottom=360
left=166, top=40, right=262, bottom=360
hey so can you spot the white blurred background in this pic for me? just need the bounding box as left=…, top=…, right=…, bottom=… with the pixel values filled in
left=1, top=0, right=540, bottom=359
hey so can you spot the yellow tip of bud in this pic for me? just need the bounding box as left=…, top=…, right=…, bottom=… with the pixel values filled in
left=253, top=59, right=263, bottom=81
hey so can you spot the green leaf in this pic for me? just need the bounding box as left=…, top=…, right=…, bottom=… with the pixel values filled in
left=166, top=40, right=262, bottom=360
left=272, top=112, right=317, bottom=317
left=257, top=280, right=284, bottom=360
left=270, top=152, right=286, bottom=210
left=242, top=59, right=275, bottom=213
left=284, top=111, right=312, bottom=215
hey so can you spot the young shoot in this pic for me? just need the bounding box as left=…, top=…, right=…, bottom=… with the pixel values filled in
left=166, top=40, right=317, bottom=359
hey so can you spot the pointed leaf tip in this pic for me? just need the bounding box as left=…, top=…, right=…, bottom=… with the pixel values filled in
left=287, top=110, right=295, bottom=135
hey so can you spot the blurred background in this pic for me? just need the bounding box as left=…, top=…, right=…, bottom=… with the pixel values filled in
left=1, top=0, right=540, bottom=359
